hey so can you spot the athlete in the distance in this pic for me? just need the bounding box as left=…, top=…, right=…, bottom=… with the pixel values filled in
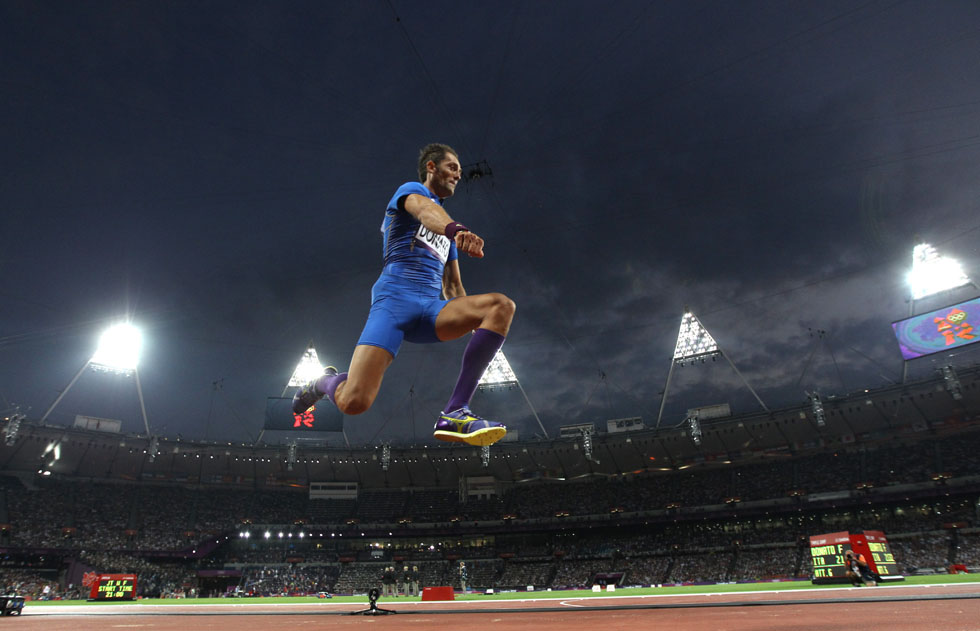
left=293, top=143, right=514, bottom=446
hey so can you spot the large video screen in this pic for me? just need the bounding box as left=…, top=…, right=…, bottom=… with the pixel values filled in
left=264, top=397, right=344, bottom=432
left=891, top=296, right=980, bottom=360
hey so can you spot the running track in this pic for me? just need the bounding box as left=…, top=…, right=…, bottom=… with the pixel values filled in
left=15, top=583, right=980, bottom=631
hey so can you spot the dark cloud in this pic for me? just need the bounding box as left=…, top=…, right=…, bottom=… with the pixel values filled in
left=2, top=1, right=979, bottom=445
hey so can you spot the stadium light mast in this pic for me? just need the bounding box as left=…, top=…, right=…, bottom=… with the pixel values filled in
left=39, top=322, right=151, bottom=435
left=478, top=349, right=549, bottom=439
left=655, top=311, right=768, bottom=431
left=907, top=243, right=971, bottom=302
left=284, top=343, right=325, bottom=394
left=902, top=243, right=976, bottom=382
left=256, top=343, right=351, bottom=448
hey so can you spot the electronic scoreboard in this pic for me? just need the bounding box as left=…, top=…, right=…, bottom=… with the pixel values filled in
left=809, top=530, right=902, bottom=584
left=863, top=530, right=901, bottom=579
left=809, top=531, right=852, bottom=581
left=88, top=573, right=137, bottom=600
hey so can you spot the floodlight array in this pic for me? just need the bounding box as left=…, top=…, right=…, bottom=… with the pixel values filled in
left=478, top=349, right=518, bottom=387
left=3, top=413, right=23, bottom=447
left=687, top=416, right=702, bottom=445
left=42, top=440, right=62, bottom=467
left=147, top=435, right=160, bottom=462
left=908, top=243, right=971, bottom=300
left=381, top=444, right=391, bottom=471
left=90, top=323, right=142, bottom=374
left=480, top=444, right=490, bottom=467
left=809, top=393, right=826, bottom=427
left=582, top=430, right=594, bottom=461
left=673, top=313, right=719, bottom=360
left=942, top=365, right=963, bottom=400
left=288, top=346, right=325, bottom=387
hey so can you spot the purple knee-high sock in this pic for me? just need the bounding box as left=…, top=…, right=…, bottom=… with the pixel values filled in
left=443, top=328, right=506, bottom=414
left=315, top=371, right=348, bottom=405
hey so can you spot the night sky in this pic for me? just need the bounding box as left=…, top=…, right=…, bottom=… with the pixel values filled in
left=2, top=0, right=979, bottom=446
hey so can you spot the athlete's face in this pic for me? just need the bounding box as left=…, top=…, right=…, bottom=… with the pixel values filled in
left=427, top=153, right=461, bottom=199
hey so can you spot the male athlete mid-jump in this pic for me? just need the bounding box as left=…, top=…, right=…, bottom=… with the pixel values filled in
left=293, top=143, right=514, bottom=446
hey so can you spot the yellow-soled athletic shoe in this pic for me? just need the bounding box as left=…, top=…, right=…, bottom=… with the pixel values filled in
left=434, top=407, right=507, bottom=446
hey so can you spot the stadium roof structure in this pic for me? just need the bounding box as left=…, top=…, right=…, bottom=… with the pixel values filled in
left=5, top=363, right=975, bottom=489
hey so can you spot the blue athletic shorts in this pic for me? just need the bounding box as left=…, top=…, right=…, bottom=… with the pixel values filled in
left=356, top=272, right=452, bottom=357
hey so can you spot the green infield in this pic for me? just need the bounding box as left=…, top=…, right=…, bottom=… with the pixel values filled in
left=26, top=573, right=980, bottom=607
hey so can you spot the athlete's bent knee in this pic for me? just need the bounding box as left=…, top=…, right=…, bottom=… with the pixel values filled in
left=337, top=395, right=371, bottom=416
left=491, top=293, right=516, bottom=321
left=335, top=383, right=375, bottom=416
left=480, top=293, right=515, bottom=336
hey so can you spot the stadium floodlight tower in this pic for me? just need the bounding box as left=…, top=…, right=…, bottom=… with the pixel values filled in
left=285, top=343, right=325, bottom=394
left=39, top=322, right=151, bottom=435
left=656, top=311, right=768, bottom=431
left=257, top=343, right=352, bottom=447
left=903, top=243, right=975, bottom=381
left=907, top=243, right=971, bottom=302
left=478, top=349, right=549, bottom=439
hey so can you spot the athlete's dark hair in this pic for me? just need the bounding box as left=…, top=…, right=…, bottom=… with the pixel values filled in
left=417, top=143, right=458, bottom=182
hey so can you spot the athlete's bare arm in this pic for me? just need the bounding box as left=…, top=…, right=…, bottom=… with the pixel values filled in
left=402, top=194, right=485, bottom=258
left=402, top=193, right=452, bottom=230
left=442, top=259, right=466, bottom=299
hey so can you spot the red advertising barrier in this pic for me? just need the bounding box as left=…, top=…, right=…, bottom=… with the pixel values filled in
left=421, top=586, right=455, bottom=601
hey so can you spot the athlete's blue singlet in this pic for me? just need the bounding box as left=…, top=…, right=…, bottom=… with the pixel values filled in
left=356, top=182, right=460, bottom=356
left=381, top=182, right=458, bottom=291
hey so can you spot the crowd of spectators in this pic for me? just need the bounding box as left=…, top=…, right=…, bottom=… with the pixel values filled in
left=496, top=560, right=554, bottom=589
left=4, top=487, right=975, bottom=558
left=729, top=546, right=801, bottom=581
left=667, top=552, right=730, bottom=583
left=484, top=431, right=980, bottom=520
left=552, top=558, right=610, bottom=588
left=0, top=524, right=966, bottom=600
left=889, top=534, right=951, bottom=574
left=0, top=569, right=65, bottom=600
left=4, top=430, right=976, bottom=554
left=617, top=555, right=671, bottom=586
left=955, top=533, right=980, bottom=567
left=239, top=565, right=337, bottom=596
left=0, top=426, right=977, bottom=598
left=77, top=550, right=198, bottom=598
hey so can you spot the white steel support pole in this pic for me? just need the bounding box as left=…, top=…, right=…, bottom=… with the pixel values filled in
left=722, top=350, right=768, bottom=412
left=39, top=361, right=90, bottom=424
left=517, top=380, right=549, bottom=439
left=135, top=369, right=151, bottom=436
left=655, top=360, right=677, bottom=431
left=902, top=296, right=914, bottom=384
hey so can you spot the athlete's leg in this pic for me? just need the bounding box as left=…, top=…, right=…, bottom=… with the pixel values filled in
left=434, top=292, right=515, bottom=341
left=294, top=343, right=395, bottom=416
left=332, top=344, right=394, bottom=415
left=435, top=292, right=515, bottom=418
